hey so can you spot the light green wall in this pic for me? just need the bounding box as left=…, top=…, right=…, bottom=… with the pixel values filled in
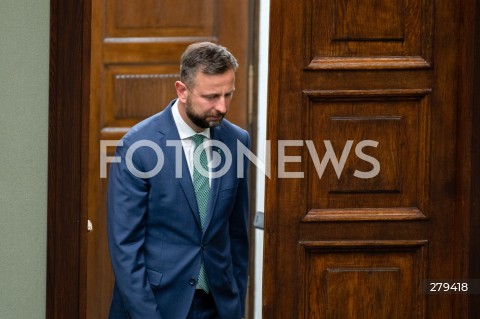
left=0, top=0, right=49, bottom=318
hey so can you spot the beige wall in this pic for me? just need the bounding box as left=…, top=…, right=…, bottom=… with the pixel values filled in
left=0, top=0, right=49, bottom=318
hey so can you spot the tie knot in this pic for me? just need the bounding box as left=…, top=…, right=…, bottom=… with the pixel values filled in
left=191, top=134, right=205, bottom=148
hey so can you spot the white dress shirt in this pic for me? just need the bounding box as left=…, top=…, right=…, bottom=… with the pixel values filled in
left=171, top=100, right=211, bottom=181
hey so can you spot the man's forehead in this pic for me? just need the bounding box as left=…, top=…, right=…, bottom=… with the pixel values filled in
left=192, top=70, right=236, bottom=90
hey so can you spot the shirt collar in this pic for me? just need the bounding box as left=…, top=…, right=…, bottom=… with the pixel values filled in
left=172, top=99, right=210, bottom=140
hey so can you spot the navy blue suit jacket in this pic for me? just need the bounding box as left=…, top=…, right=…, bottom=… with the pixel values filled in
left=107, top=100, right=250, bottom=319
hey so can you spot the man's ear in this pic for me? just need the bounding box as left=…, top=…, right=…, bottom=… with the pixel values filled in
left=175, top=81, right=188, bottom=103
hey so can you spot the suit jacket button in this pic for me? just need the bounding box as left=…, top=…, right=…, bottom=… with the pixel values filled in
left=189, top=279, right=196, bottom=285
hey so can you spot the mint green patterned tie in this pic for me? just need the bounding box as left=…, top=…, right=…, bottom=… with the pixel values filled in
left=191, top=134, right=210, bottom=293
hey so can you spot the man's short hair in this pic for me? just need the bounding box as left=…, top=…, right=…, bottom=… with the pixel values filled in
left=180, top=42, right=238, bottom=88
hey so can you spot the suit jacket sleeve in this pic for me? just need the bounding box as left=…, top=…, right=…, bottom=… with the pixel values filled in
left=107, top=137, right=163, bottom=319
left=229, top=130, right=251, bottom=317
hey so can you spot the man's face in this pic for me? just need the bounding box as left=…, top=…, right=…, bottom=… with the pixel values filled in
left=177, top=69, right=235, bottom=131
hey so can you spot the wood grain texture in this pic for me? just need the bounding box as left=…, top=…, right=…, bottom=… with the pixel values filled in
left=263, top=0, right=480, bottom=318
left=47, top=0, right=90, bottom=318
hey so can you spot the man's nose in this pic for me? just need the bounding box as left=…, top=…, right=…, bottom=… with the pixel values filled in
left=215, top=97, right=228, bottom=114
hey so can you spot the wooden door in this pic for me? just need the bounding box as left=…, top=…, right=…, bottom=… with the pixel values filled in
left=263, top=0, right=478, bottom=318
left=86, top=1, right=253, bottom=318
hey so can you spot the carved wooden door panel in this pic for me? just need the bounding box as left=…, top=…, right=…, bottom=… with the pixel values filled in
left=86, top=1, right=252, bottom=318
left=263, top=0, right=470, bottom=318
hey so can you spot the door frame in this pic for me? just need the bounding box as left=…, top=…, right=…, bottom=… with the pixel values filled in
left=47, top=0, right=259, bottom=318
left=47, top=0, right=91, bottom=317
left=457, top=1, right=480, bottom=316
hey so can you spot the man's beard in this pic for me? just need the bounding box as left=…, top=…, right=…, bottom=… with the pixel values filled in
left=185, top=99, right=225, bottom=129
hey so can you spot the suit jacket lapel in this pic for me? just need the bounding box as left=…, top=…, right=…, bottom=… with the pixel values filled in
left=157, top=102, right=201, bottom=228
left=203, top=125, right=227, bottom=231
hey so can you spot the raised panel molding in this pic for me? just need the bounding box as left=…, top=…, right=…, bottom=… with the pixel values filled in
left=333, top=0, right=404, bottom=41
left=105, top=0, right=216, bottom=38
left=114, top=73, right=179, bottom=119
left=303, top=89, right=432, bottom=101
left=102, top=39, right=218, bottom=64
left=306, top=56, right=431, bottom=70
left=325, top=267, right=401, bottom=318
left=303, top=89, right=431, bottom=221
left=102, top=65, right=179, bottom=130
left=305, top=0, right=434, bottom=69
left=303, top=207, right=426, bottom=222
left=298, top=240, right=428, bottom=319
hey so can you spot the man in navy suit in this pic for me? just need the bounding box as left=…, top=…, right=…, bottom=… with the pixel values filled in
left=107, top=42, right=250, bottom=319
